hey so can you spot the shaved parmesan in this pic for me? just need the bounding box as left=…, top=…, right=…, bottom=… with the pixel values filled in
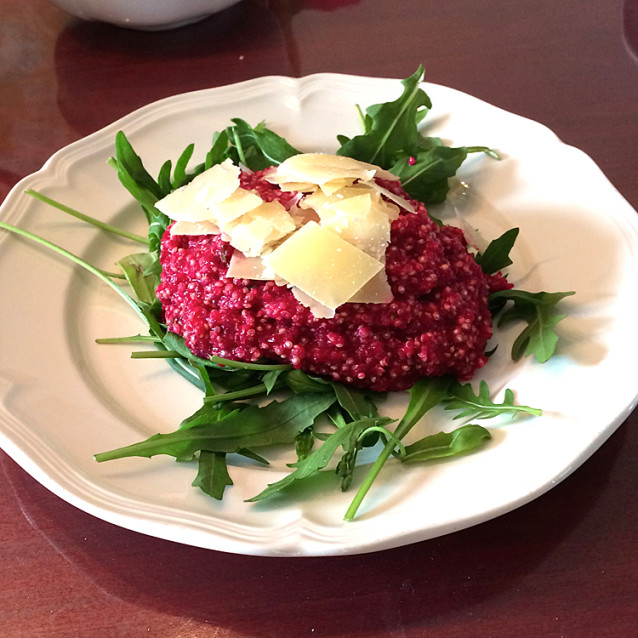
left=207, top=188, right=263, bottom=225
left=276, top=181, right=318, bottom=193
left=263, top=221, right=383, bottom=310
left=319, top=177, right=356, bottom=195
left=226, top=252, right=276, bottom=281
left=290, top=287, right=336, bottom=319
left=317, top=193, right=392, bottom=261
left=158, top=154, right=408, bottom=318
left=222, top=200, right=295, bottom=257
left=267, top=153, right=379, bottom=186
left=347, top=271, right=393, bottom=304
left=170, top=220, right=220, bottom=236
left=155, top=159, right=240, bottom=222
left=366, top=180, right=415, bottom=215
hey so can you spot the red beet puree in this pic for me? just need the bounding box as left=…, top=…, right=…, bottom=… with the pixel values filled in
left=156, top=171, right=511, bottom=392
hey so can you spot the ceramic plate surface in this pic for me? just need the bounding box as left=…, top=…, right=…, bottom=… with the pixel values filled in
left=1, top=74, right=638, bottom=556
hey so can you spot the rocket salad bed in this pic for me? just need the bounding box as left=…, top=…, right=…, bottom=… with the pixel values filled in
left=0, top=67, right=573, bottom=521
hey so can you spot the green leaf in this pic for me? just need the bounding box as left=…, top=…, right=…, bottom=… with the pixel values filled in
left=262, top=369, right=284, bottom=394
left=173, top=143, right=195, bottom=189
left=157, top=160, right=172, bottom=194
left=336, top=65, right=431, bottom=167
left=249, top=120, right=301, bottom=166
left=237, top=448, right=270, bottom=465
left=192, top=450, right=233, bottom=500
left=246, top=416, right=392, bottom=502
left=222, top=118, right=300, bottom=171
left=344, top=376, right=451, bottom=520
left=204, top=130, right=231, bottom=170
left=402, top=424, right=491, bottom=463
left=160, top=331, right=291, bottom=378
left=395, top=376, right=452, bottom=439
left=295, top=427, right=315, bottom=461
left=444, top=379, right=542, bottom=420
left=284, top=369, right=333, bottom=394
left=111, top=131, right=171, bottom=253
left=335, top=66, right=497, bottom=205
left=113, top=131, right=164, bottom=202
left=490, top=289, right=575, bottom=362
left=179, top=400, right=242, bottom=431
left=330, top=382, right=379, bottom=421
left=390, top=145, right=468, bottom=204
left=475, top=228, right=519, bottom=275
left=94, top=392, right=336, bottom=462
left=116, top=252, right=160, bottom=305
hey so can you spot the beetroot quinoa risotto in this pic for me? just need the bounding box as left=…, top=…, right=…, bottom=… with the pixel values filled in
left=156, top=169, right=512, bottom=393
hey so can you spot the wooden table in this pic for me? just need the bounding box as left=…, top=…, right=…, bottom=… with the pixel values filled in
left=2, top=0, right=638, bottom=635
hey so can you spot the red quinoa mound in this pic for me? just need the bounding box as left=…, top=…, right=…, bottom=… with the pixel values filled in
left=156, top=170, right=511, bottom=392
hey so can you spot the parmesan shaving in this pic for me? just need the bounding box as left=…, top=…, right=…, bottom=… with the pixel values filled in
left=267, top=153, right=378, bottom=186
left=366, top=180, right=416, bottom=215
left=263, top=221, right=384, bottom=311
left=170, top=220, right=220, bottom=236
left=226, top=252, right=276, bottom=280
left=222, top=200, right=295, bottom=257
left=155, top=159, right=240, bottom=222
left=206, top=188, right=263, bottom=225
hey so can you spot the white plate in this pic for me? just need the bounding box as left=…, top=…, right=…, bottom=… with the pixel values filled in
left=1, top=74, right=638, bottom=557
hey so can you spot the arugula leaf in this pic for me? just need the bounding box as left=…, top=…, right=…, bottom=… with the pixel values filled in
left=219, top=119, right=300, bottom=171
left=179, top=400, right=242, bottom=432
left=475, top=228, right=519, bottom=274
left=237, top=448, right=270, bottom=465
left=246, top=416, right=393, bottom=502
left=336, top=66, right=498, bottom=204
left=394, top=376, right=453, bottom=439
left=444, top=380, right=542, bottom=420
left=337, top=65, right=431, bottom=167
left=113, top=131, right=165, bottom=202
left=295, top=427, right=315, bottom=461
left=240, top=119, right=300, bottom=166
left=116, top=252, right=161, bottom=305
left=161, top=331, right=291, bottom=376
left=94, top=393, right=336, bottom=462
left=330, top=382, right=379, bottom=421
left=402, top=424, right=491, bottom=463
left=263, top=369, right=284, bottom=394
left=390, top=143, right=468, bottom=204
left=192, top=450, right=233, bottom=500
left=0, top=220, right=151, bottom=330
left=111, top=131, right=170, bottom=253
left=344, top=376, right=451, bottom=520
left=490, top=289, right=575, bottom=362
left=172, top=143, right=196, bottom=189
left=284, top=369, right=333, bottom=394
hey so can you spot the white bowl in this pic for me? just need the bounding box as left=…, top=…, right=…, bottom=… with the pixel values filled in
left=50, top=0, right=244, bottom=30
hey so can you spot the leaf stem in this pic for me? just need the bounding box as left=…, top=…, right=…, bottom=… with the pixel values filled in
left=232, top=127, right=248, bottom=167
left=98, top=269, right=127, bottom=280
left=208, top=354, right=292, bottom=371
left=25, top=189, right=149, bottom=245
left=0, top=220, right=149, bottom=328
left=466, top=146, right=501, bottom=160
left=97, top=335, right=160, bottom=345
left=344, top=439, right=396, bottom=521
left=131, top=350, right=180, bottom=359
left=344, top=377, right=450, bottom=521
left=203, top=383, right=269, bottom=403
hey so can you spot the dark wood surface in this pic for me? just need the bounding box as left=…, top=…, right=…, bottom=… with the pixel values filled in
left=2, top=1, right=638, bottom=635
